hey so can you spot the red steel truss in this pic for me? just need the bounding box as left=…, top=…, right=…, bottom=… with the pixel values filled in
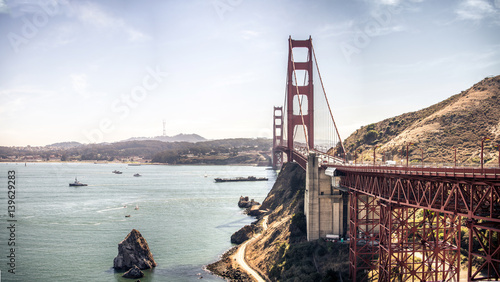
left=338, top=166, right=500, bottom=281
left=467, top=221, right=500, bottom=280
left=349, top=192, right=380, bottom=281
left=378, top=203, right=461, bottom=281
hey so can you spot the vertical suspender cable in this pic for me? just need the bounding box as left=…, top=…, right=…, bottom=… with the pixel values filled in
left=311, top=40, right=346, bottom=160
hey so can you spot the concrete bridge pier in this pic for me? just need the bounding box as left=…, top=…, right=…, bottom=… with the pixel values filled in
left=305, top=153, right=348, bottom=241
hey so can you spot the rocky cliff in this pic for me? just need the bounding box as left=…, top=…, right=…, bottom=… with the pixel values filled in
left=246, top=162, right=349, bottom=281
left=209, top=162, right=349, bottom=281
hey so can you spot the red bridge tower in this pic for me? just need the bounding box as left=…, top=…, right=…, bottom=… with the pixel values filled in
left=286, top=36, right=314, bottom=162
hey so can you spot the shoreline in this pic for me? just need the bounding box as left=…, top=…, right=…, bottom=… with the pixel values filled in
left=0, top=161, right=270, bottom=167
left=206, top=214, right=269, bottom=282
left=206, top=246, right=254, bottom=281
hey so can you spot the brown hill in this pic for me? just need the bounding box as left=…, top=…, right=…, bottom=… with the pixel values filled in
left=343, top=75, right=500, bottom=166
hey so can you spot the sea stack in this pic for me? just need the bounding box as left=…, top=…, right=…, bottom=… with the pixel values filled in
left=122, top=265, right=144, bottom=279
left=238, top=196, right=260, bottom=208
left=113, top=229, right=157, bottom=271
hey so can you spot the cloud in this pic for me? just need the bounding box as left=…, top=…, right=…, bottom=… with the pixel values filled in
left=0, top=87, right=55, bottom=116
left=71, top=73, right=88, bottom=97
left=75, top=2, right=149, bottom=42
left=319, top=21, right=356, bottom=38
left=69, top=73, right=108, bottom=99
left=456, top=0, right=498, bottom=21
left=376, top=0, right=402, bottom=5
left=0, top=0, right=8, bottom=13
left=2, top=0, right=69, bottom=17
left=241, top=30, right=260, bottom=40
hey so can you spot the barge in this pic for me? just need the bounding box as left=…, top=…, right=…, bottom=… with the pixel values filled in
left=214, top=176, right=268, bottom=183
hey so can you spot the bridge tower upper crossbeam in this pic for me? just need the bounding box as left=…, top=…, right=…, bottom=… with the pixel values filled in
left=286, top=36, right=314, bottom=162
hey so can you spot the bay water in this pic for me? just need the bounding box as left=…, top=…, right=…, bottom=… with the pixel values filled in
left=0, top=163, right=275, bottom=281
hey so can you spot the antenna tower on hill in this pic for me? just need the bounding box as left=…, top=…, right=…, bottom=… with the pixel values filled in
left=162, top=120, right=166, bottom=136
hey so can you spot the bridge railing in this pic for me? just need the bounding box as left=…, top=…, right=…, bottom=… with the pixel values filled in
left=332, top=164, right=500, bottom=179
left=284, top=145, right=500, bottom=178
left=292, top=145, right=345, bottom=165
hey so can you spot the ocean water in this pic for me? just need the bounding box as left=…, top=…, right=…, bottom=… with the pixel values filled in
left=0, top=163, right=275, bottom=281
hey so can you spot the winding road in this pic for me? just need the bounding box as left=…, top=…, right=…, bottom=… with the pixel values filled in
left=234, top=216, right=268, bottom=282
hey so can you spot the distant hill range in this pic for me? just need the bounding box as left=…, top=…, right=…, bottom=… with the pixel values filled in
left=47, top=141, right=83, bottom=148
left=45, top=134, right=206, bottom=148
left=342, top=75, right=500, bottom=165
left=1, top=137, right=271, bottom=165
left=122, top=133, right=206, bottom=143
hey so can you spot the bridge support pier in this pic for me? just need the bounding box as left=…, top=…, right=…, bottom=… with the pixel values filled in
left=305, top=153, right=347, bottom=241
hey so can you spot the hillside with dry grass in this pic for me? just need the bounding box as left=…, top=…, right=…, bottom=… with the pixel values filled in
left=343, top=75, right=500, bottom=166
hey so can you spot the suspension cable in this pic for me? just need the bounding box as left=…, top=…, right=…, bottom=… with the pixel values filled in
left=311, top=40, right=346, bottom=159
left=283, top=75, right=288, bottom=144
left=289, top=39, right=310, bottom=152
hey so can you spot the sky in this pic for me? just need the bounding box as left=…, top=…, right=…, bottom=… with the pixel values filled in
left=0, top=0, right=499, bottom=146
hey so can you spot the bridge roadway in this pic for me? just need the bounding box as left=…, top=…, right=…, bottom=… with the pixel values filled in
left=284, top=147, right=500, bottom=281
left=291, top=147, right=500, bottom=222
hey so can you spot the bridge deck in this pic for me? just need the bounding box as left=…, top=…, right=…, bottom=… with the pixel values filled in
left=330, top=164, right=500, bottom=180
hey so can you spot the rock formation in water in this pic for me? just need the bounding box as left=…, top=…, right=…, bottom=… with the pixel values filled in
left=230, top=225, right=254, bottom=244
left=113, top=229, right=157, bottom=271
left=122, top=265, right=144, bottom=278
left=238, top=196, right=260, bottom=208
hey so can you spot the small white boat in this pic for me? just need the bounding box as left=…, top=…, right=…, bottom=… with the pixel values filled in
left=134, top=205, right=139, bottom=210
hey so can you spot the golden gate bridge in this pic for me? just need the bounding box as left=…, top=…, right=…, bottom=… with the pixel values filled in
left=272, top=36, right=500, bottom=281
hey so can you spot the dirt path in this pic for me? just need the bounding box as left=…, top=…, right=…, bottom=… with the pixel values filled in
left=233, top=216, right=269, bottom=282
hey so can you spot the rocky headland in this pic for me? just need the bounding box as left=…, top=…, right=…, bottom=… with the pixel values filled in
left=207, top=162, right=349, bottom=281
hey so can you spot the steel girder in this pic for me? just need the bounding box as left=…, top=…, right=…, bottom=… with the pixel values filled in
left=378, top=203, right=461, bottom=281
left=340, top=172, right=500, bottom=224
left=349, top=191, right=380, bottom=281
left=467, top=221, right=500, bottom=280
left=342, top=171, right=500, bottom=281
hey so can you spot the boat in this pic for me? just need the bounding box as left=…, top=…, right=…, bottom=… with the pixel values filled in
left=125, top=215, right=131, bottom=218
left=128, top=163, right=141, bottom=166
left=134, top=204, right=139, bottom=210
left=112, top=170, right=123, bottom=174
left=133, top=173, right=141, bottom=177
left=69, top=177, right=87, bottom=187
left=214, top=176, right=268, bottom=183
